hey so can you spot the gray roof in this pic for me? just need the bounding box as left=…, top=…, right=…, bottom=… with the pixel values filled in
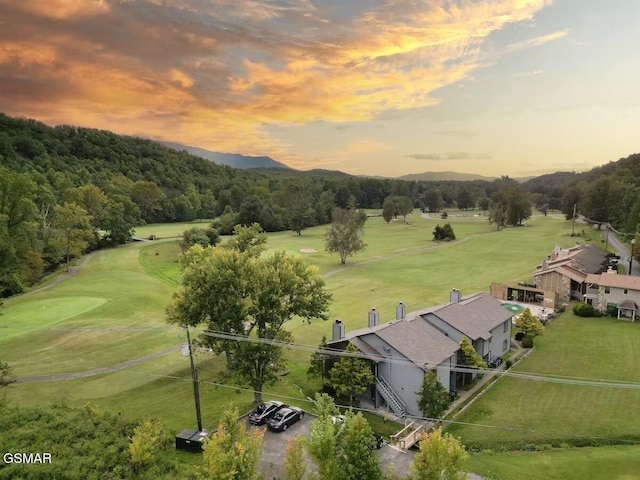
left=571, top=244, right=610, bottom=274
left=375, top=318, right=459, bottom=367
left=327, top=316, right=458, bottom=367
left=618, top=299, right=638, bottom=311
left=427, top=292, right=513, bottom=340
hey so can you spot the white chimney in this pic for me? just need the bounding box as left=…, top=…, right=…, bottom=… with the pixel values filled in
left=450, top=288, right=462, bottom=303
left=368, top=308, right=379, bottom=328
left=332, top=320, right=345, bottom=341
left=396, top=302, right=406, bottom=320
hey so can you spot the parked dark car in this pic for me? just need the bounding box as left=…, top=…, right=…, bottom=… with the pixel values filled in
left=607, top=253, right=621, bottom=259
left=248, top=401, right=287, bottom=425
left=266, top=406, right=304, bottom=432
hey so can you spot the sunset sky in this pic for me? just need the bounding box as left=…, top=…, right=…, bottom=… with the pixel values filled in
left=1, top=0, right=639, bottom=177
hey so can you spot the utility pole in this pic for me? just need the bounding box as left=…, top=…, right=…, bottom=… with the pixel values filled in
left=630, top=236, right=637, bottom=276
left=572, top=204, right=577, bottom=236
left=185, top=325, right=203, bottom=432
left=605, top=223, right=610, bottom=251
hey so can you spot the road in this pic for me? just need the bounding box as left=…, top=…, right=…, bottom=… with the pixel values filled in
left=604, top=228, right=640, bottom=276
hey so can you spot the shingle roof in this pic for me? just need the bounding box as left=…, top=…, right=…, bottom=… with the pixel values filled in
left=541, top=244, right=609, bottom=275
left=571, top=244, right=610, bottom=274
left=375, top=318, right=459, bottom=367
left=326, top=316, right=459, bottom=367
left=619, top=299, right=638, bottom=310
left=585, top=272, right=640, bottom=290
left=427, top=292, right=514, bottom=340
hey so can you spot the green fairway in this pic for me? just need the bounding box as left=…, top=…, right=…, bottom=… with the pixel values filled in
left=134, top=221, right=212, bottom=239
left=0, top=243, right=178, bottom=376
left=468, top=446, right=640, bottom=480
left=447, top=311, right=640, bottom=448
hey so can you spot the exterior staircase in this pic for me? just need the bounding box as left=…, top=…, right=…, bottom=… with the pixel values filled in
left=375, top=376, right=406, bottom=417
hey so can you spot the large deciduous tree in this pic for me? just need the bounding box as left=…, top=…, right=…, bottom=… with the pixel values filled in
left=202, top=407, right=263, bottom=480
left=325, top=208, right=367, bottom=264
left=168, top=227, right=331, bottom=402
left=416, top=371, right=450, bottom=419
left=130, top=181, right=165, bottom=223
left=409, top=428, right=468, bottom=480
left=53, top=203, right=92, bottom=272
left=329, top=343, right=373, bottom=404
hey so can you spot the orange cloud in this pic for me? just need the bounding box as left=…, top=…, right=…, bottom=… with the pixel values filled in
left=0, top=0, right=554, bottom=160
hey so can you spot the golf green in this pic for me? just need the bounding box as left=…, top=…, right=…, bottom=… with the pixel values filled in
left=1, top=297, right=108, bottom=339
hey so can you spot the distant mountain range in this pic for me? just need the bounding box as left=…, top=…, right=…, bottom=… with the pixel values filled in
left=162, top=142, right=292, bottom=170
left=163, top=142, right=540, bottom=182
left=396, top=171, right=497, bottom=182
left=395, top=171, right=534, bottom=182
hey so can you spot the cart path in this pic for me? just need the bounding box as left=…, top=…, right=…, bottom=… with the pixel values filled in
left=18, top=252, right=97, bottom=298
left=16, top=344, right=181, bottom=383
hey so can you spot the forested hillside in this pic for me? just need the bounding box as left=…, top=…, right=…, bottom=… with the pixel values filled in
left=2, top=112, right=636, bottom=297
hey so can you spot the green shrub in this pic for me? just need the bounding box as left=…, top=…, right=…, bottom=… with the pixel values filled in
left=505, top=360, right=513, bottom=369
left=535, top=444, right=553, bottom=451
left=572, top=302, right=595, bottom=317
left=521, top=336, right=533, bottom=348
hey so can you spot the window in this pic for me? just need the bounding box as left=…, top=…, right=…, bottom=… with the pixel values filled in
left=503, top=339, right=508, bottom=351
left=503, top=321, right=508, bottom=333
left=604, top=287, right=610, bottom=294
left=624, top=289, right=629, bottom=294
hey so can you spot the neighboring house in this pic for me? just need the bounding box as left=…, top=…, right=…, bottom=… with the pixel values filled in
left=534, top=244, right=610, bottom=301
left=326, top=290, right=513, bottom=418
left=583, top=271, right=640, bottom=321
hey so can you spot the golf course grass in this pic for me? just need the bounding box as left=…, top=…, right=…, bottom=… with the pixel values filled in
left=447, top=311, right=640, bottom=447
left=5, top=210, right=637, bottom=477
left=467, top=445, right=640, bottom=480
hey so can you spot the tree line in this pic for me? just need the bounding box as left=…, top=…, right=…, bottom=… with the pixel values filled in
left=1, top=112, right=541, bottom=296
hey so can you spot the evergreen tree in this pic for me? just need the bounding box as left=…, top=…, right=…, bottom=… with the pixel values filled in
left=330, top=343, right=373, bottom=404
left=416, top=371, right=450, bottom=419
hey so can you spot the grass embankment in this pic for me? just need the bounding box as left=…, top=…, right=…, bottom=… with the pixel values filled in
left=448, top=312, right=640, bottom=449
left=467, top=445, right=640, bottom=480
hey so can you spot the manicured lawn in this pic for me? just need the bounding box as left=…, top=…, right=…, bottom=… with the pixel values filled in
left=0, top=243, right=178, bottom=376
left=134, top=220, right=212, bottom=239
left=467, top=446, right=640, bottom=480
left=448, top=311, right=640, bottom=448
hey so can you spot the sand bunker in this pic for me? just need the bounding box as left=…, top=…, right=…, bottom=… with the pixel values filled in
left=299, top=248, right=318, bottom=253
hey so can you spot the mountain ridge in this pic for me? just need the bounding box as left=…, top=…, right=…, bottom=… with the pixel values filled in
left=162, top=142, right=292, bottom=170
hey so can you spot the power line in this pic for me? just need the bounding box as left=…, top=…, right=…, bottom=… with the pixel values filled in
left=6, top=324, right=640, bottom=389
left=108, top=368, right=640, bottom=447
left=199, top=329, right=640, bottom=390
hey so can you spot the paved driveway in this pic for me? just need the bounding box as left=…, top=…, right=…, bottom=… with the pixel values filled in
left=244, top=414, right=416, bottom=479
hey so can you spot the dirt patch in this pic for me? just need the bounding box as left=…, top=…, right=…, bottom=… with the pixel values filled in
left=299, top=248, right=318, bottom=253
